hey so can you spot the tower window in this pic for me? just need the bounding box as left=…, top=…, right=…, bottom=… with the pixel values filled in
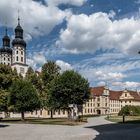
left=4, top=57, right=5, bottom=61
left=16, top=56, right=18, bottom=61
left=8, top=58, right=10, bottom=61
left=21, top=57, right=23, bottom=62
left=20, top=67, right=24, bottom=74
left=16, top=51, right=18, bottom=54
left=21, top=51, right=23, bottom=55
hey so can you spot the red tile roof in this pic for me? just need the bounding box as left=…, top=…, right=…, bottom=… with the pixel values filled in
left=109, top=90, right=122, bottom=100
left=128, top=90, right=140, bottom=101
left=90, top=86, right=140, bottom=101
left=90, top=86, right=105, bottom=96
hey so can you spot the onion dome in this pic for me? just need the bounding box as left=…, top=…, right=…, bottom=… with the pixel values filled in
left=15, top=17, right=23, bottom=39
left=0, top=28, right=12, bottom=54
left=12, top=38, right=26, bottom=47
left=12, top=17, right=26, bottom=48
left=2, top=28, right=10, bottom=47
left=0, top=47, right=12, bottom=54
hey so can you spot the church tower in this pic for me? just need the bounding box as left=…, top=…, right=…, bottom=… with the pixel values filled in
left=0, top=28, right=12, bottom=65
left=11, top=17, right=28, bottom=77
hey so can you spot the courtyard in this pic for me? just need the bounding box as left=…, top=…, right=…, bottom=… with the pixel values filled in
left=1, top=116, right=140, bottom=140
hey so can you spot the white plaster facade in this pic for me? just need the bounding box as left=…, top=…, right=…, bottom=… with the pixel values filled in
left=0, top=20, right=28, bottom=77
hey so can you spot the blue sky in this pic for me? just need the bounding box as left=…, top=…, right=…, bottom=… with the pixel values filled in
left=0, top=0, right=140, bottom=90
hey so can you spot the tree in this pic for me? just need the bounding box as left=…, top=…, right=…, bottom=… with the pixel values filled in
left=0, top=64, right=20, bottom=117
left=41, top=61, right=60, bottom=118
left=8, top=79, right=41, bottom=121
left=41, top=61, right=60, bottom=86
left=0, top=64, right=13, bottom=90
left=26, top=67, right=44, bottom=107
left=0, top=89, right=9, bottom=117
left=47, top=70, right=90, bottom=118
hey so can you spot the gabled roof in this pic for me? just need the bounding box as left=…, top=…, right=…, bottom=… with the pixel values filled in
left=127, top=90, right=140, bottom=101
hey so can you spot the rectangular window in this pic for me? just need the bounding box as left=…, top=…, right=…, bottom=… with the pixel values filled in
left=20, top=67, right=24, bottom=74
left=21, top=57, right=23, bottom=62
left=16, top=56, right=18, bottom=61
left=63, top=110, right=65, bottom=115
left=58, top=110, right=60, bottom=115
left=53, top=111, right=55, bottom=115
left=48, top=111, right=50, bottom=115
left=85, top=109, right=86, bottom=113
left=40, top=110, right=42, bottom=115
left=35, top=110, right=37, bottom=115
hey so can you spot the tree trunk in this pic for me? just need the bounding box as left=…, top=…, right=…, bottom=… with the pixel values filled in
left=50, top=110, right=53, bottom=119
left=21, top=112, right=25, bottom=121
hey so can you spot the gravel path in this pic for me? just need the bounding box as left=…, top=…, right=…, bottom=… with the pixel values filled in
left=1, top=116, right=140, bottom=140
left=0, top=117, right=101, bottom=140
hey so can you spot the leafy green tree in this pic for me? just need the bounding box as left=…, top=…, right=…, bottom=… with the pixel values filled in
left=26, top=67, right=40, bottom=89
left=0, top=89, right=9, bottom=117
left=0, top=64, right=13, bottom=90
left=118, top=105, right=130, bottom=116
left=0, top=64, right=19, bottom=117
left=119, top=105, right=140, bottom=116
left=47, top=70, right=90, bottom=118
left=118, top=105, right=140, bottom=123
left=8, top=79, right=41, bottom=121
left=26, top=67, right=44, bottom=107
left=12, top=68, right=19, bottom=81
left=41, top=61, right=60, bottom=118
left=0, top=64, right=20, bottom=90
left=41, top=61, right=60, bottom=86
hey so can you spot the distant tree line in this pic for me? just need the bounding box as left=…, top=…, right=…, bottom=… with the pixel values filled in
left=0, top=61, right=90, bottom=120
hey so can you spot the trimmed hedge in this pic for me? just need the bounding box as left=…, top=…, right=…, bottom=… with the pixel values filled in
left=118, top=105, right=140, bottom=116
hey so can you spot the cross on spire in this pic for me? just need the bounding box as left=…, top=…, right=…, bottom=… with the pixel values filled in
left=18, top=9, right=20, bottom=25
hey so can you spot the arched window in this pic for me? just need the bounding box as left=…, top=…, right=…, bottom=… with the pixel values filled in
left=21, top=57, right=23, bottom=62
left=16, top=56, right=18, bottom=61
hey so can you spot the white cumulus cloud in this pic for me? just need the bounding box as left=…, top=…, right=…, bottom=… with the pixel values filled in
left=46, top=0, right=87, bottom=6
left=56, top=60, right=73, bottom=72
left=27, top=52, right=47, bottom=69
left=57, top=12, right=140, bottom=55
left=0, top=0, right=70, bottom=37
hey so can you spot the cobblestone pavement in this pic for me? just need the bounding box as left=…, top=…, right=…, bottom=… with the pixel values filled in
left=1, top=116, right=140, bottom=140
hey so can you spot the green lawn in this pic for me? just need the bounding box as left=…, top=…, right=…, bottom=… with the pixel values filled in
left=0, top=117, right=87, bottom=126
left=106, top=115, right=140, bottom=123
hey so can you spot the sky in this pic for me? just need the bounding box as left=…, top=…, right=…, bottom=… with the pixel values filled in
left=0, top=0, right=140, bottom=90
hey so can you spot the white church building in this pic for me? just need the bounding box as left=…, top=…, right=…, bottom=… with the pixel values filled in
left=0, top=18, right=28, bottom=77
